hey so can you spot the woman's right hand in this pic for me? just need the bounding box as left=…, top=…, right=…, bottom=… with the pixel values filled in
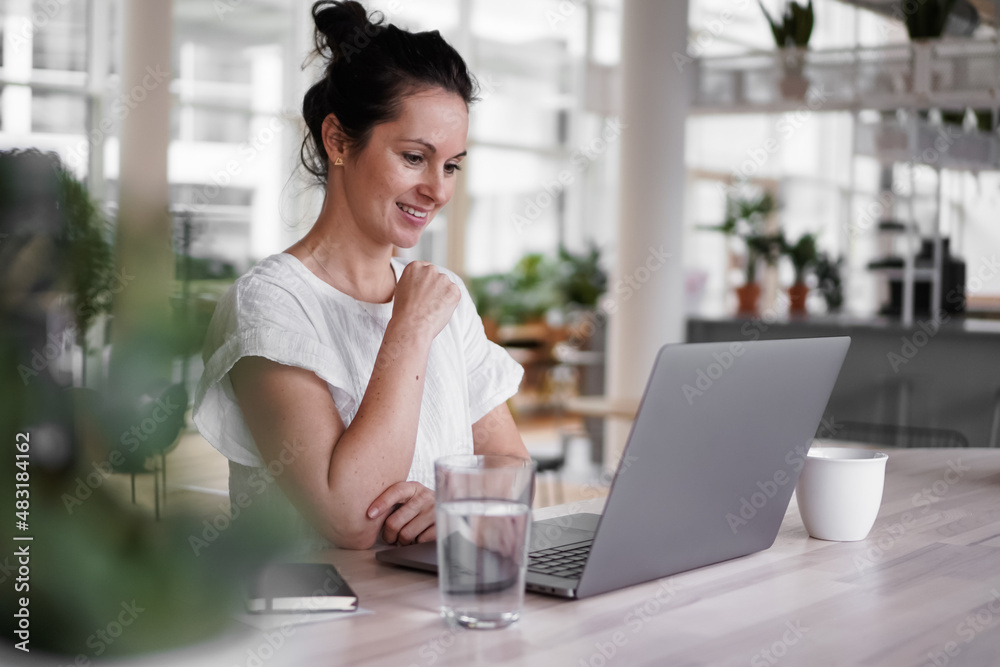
left=391, top=261, right=461, bottom=344
left=367, top=481, right=437, bottom=546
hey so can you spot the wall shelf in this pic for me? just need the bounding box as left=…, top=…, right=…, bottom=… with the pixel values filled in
left=691, top=38, right=1000, bottom=116
left=689, top=38, right=1000, bottom=326
left=854, top=115, right=1000, bottom=170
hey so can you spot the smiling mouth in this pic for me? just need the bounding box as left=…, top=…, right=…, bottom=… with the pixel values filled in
left=396, top=203, right=428, bottom=219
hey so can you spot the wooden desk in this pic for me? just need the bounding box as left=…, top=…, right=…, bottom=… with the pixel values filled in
left=562, top=395, right=640, bottom=421
left=277, top=448, right=1000, bottom=666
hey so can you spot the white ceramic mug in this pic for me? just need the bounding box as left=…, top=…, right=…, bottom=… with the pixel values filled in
left=794, top=447, right=888, bottom=542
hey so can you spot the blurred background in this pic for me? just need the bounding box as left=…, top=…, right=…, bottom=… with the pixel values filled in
left=2, top=0, right=1000, bottom=662
left=4, top=0, right=999, bottom=317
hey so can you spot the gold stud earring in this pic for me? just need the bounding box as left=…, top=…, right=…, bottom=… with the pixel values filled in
left=334, top=157, right=344, bottom=166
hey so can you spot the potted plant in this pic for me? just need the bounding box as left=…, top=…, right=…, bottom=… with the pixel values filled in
left=745, top=231, right=785, bottom=312
left=904, top=0, right=958, bottom=40
left=555, top=243, right=607, bottom=313
left=554, top=243, right=607, bottom=345
left=0, top=148, right=283, bottom=659
left=974, top=109, right=996, bottom=134
left=940, top=108, right=968, bottom=128
left=55, top=163, right=117, bottom=386
left=903, top=0, right=957, bottom=97
left=814, top=251, right=844, bottom=313
left=759, top=1, right=814, bottom=99
left=468, top=253, right=563, bottom=353
left=782, top=232, right=818, bottom=315
left=700, top=190, right=779, bottom=315
left=498, top=253, right=562, bottom=329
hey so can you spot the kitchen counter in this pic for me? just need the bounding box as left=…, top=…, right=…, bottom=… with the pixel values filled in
left=687, top=315, right=1000, bottom=448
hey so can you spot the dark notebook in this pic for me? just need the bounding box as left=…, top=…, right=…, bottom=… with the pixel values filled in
left=247, top=563, right=359, bottom=613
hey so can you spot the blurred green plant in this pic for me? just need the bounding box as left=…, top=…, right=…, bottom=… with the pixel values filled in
left=815, top=251, right=845, bottom=312
left=782, top=232, right=818, bottom=285
left=556, top=243, right=607, bottom=309
left=700, top=190, right=782, bottom=285
left=468, top=245, right=608, bottom=324
left=1, top=149, right=286, bottom=662
left=175, top=255, right=237, bottom=283
left=760, top=0, right=814, bottom=48
left=54, top=167, right=117, bottom=384
left=504, top=253, right=561, bottom=319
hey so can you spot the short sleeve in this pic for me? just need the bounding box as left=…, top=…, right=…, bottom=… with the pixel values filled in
left=451, top=276, right=524, bottom=424
left=192, top=277, right=356, bottom=467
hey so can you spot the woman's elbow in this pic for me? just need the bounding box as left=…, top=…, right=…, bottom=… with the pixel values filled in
left=324, top=515, right=381, bottom=550
left=331, top=531, right=377, bottom=550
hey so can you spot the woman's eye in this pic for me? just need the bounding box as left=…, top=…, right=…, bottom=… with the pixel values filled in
left=445, top=163, right=462, bottom=174
left=403, top=153, right=423, bottom=165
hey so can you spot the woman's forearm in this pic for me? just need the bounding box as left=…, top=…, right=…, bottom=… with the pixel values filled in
left=233, top=263, right=461, bottom=550
left=322, top=318, right=433, bottom=544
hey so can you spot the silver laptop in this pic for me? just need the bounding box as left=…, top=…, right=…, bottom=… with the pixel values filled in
left=376, top=337, right=850, bottom=599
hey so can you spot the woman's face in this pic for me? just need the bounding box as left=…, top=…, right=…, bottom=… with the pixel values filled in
left=337, top=87, right=469, bottom=249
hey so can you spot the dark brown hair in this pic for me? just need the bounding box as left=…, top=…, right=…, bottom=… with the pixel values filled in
left=300, top=1, right=478, bottom=185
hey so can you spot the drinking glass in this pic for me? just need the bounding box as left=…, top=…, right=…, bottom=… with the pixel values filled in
left=434, top=454, right=535, bottom=629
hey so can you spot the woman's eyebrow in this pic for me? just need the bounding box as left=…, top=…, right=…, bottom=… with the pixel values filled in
left=404, top=138, right=467, bottom=160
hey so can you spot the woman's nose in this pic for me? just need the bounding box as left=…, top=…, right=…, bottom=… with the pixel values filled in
left=419, top=169, right=449, bottom=205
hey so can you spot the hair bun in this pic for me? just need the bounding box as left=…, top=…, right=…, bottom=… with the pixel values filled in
left=299, top=0, right=477, bottom=185
left=312, top=1, right=384, bottom=64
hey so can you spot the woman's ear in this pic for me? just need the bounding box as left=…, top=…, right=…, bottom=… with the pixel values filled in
left=321, top=114, right=347, bottom=164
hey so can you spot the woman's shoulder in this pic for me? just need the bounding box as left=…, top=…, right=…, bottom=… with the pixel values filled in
left=223, top=252, right=321, bottom=306
left=208, top=253, right=320, bottom=330
left=235, top=252, right=306, bottom=292
left=200, top=254, right=332, bottom=366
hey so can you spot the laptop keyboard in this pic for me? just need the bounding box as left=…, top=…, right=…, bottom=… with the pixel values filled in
left=527, top=540, right=593, bottom=580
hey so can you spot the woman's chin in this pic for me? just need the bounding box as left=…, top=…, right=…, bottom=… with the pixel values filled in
left=392, top=230, right=424, bottom=250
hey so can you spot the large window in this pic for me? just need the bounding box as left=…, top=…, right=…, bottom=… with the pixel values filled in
left=1, top=1, right=96, bottom=165
left=1, top=0, right=622, bottom=282
left=10, top=0, right=990, bottom=317
left=463, top=0, right=621, bottom=274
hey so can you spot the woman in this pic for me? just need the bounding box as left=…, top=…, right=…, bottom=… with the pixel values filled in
left=193, top=1, right=528, bottom=551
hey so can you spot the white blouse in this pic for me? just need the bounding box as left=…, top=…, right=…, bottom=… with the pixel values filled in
left=192, top=252, right=523, bottom=489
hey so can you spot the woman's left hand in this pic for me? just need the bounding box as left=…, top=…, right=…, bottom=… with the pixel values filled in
left=368, top=481, right=436, bottom=546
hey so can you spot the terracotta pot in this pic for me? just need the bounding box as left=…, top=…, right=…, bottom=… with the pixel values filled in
left=735, top=283, right=761, bottom=315
left=779, top=49, right=808, bottom=100
left=780, top=75, right=809, bottom=100
left=788, top=283, right=809, bottom=315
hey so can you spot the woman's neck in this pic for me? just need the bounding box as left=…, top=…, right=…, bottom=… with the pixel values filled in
left=287, top=202, right=396, bottom=304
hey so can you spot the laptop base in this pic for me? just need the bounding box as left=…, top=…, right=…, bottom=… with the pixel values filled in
left=375, top=513, right=601, bottom=598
